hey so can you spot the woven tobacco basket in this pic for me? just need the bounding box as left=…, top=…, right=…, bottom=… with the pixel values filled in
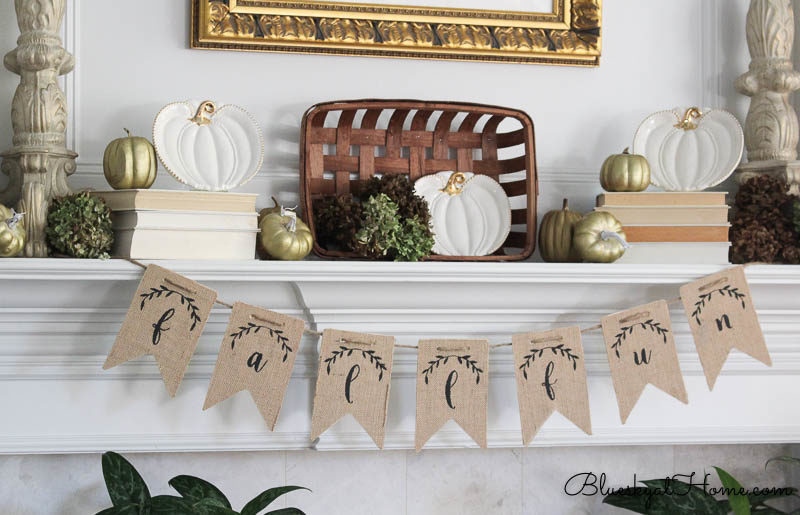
left=300, top=99, right=538, bottom=261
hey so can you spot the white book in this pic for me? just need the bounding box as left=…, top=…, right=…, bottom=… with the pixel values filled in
left=112, top=209, right=258, bottom=231
left=615, top=242, right=731, bottom=265
left=114, top=228, right=259, bottom=260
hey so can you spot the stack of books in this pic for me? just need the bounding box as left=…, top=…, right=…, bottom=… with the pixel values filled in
left=594, top=192, right=730, bottom=264
left=91, top=190, right=259, bottom=260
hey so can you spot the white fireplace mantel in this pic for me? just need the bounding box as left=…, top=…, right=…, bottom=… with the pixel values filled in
left=1, top=259, right=799, bottom=454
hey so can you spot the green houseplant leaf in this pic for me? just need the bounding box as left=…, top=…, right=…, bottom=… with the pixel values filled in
left=101, top=452, right=151, bottom=509
left=150, top=495, right=196, bottom=514
left=766, top=456, right=800, bottom=470
left=95, top=505, right=140, bottom=515
left=169, top=475, right=232, bottom=508
left=714, top=467, right=751, bottom=515
left=193, top=499, right=240, bottom=515
left=265, top=509, right=307, bottom=515
left=603, top=479, right=727, bottom=515
left=240, top=486, right=309, bottom=515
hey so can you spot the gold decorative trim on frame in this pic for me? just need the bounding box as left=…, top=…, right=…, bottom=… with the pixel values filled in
left=192, top=0, right=602, bottom=66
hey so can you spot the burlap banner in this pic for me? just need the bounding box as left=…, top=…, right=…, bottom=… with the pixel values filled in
left=203, top=302, right=305, bottom=430
left=601, top=300, right=687, bottom=423
left=415, top=339, right=489, bottom=451
left=103, top=264, right=217, bottom=396
left=512, top=327, right=591, bottom=445
left=310, top=329, right=395, bottom=448
left=680, top=265, right=771, bottom=390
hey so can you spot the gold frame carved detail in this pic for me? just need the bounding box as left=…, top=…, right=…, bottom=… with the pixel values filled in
left=191, top=0, right=601, bottom=66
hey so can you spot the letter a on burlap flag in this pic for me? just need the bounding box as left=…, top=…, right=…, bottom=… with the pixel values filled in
left=103, top=264, right=217, bottom=396
left=203, top=302, right=306, bottom=430
left=415, top=339, right=489, bottom=451
left=512, top=327, right=591, bottom=445
left=310, top=329, right=395, bottom=449
left=601, top=300, right=687, bottom=423
left=680, top=265, right=771, bottom=390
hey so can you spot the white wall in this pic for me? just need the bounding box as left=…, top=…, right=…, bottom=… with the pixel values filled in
left=3, top=1, right=790, bottom=515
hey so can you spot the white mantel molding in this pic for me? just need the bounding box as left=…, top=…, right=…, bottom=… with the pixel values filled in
left=1, top=259, right=799, bottom=454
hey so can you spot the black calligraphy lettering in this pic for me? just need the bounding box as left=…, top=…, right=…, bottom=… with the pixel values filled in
left=247, top=351, right=267, bottom=373
left=542, top=360, right=558, bottom=400
left=715, top=314, right=732, bottom=331
left=345, top=364, right=360, bottom=404
left=445, top=370, right=459, bottom=409
left=633, top=348, right=651, bottom=366
left=151, top=308, right=175, bottom=345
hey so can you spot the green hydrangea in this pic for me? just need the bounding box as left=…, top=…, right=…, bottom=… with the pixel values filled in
left=46, top=192, right=114, bottom=259
left=355, top=194, right=434, bottom=261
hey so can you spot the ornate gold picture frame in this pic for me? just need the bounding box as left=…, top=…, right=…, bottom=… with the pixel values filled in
left=191, top=0, right=601, bottom=66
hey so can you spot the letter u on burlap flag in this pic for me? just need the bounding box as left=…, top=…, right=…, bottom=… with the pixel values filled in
left=415, top=339, right=489, bottom=451
left=512, top=327, right=591, bottom=445
left=680, top=265, right=771, bottom=390
left=103, top=264, right=217, bottom=397
left=310, top=329, right=395, bottom=449
left=203, top=302, right=306, bottom=430
left=601, top=300, right=687, bottom=424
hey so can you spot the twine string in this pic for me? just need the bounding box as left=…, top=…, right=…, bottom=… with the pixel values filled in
left=120, top=258, right=759, bottom=349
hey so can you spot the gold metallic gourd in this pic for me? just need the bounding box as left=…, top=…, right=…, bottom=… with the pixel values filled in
left=572, top=211, right=628, bottom=263
left=0, top=205, right=25, bottom=258
left=538, top=198, right=583, bottom=262
left=258, top=197, right=314, bottom=261
left=103, top=129, right=158, bottom=190
left=600, top=148, right=650, bottom=192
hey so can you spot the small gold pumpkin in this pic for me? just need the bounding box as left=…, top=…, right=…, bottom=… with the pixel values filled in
left=103, top=128, right=158, bottom=190
left=0, top=205, right=25, bottom=258
left=600, top=148, right=650, bottom=192
left=573, top=211, right=628, bottom=263
left=258, top=197, right=313, bottom=261
left=538, top=198, right=583, bottom=262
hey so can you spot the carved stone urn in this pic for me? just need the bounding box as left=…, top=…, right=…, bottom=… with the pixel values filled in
left=735, top=0, right=800, bottom=194
left=0, top=0, right=76, bottom=257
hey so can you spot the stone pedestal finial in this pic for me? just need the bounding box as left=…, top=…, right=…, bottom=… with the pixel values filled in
left=0, top=0, right=76, bottom=257
left=735, top=0, right=800, bottom=194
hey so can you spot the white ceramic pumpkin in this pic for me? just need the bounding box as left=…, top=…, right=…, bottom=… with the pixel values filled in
left=152, top=100, right=264, bottom=191
left=632, top=107, right=744, bottom=191
left=414, top=171, right=511, bottom=256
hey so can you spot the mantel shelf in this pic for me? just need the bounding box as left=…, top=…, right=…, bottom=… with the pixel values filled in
left=1, top=259, right=799, bottom=453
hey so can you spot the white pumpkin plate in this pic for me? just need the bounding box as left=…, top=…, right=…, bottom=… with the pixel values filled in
left=414, top=171, right=511, bottom=257
left=153, top=100, right=264, bottom=191
left=632, top=107, right=744, bottom=191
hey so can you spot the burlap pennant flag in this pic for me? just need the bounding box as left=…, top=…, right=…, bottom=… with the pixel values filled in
left=601, top=300, right=687, bottom=423
left=415, top=339, right=489, bottom=451
left=103, top=264, right=217, bottom=396
left=680, top=265, right=771, bottom=390
left=310, top=329, right=395, bottom=448
left=203, top=302, right=305, bottom=430
left=512, top=327, right=591, bottom=445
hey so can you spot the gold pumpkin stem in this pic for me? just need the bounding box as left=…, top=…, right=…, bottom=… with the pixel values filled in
left=123, top=128, right=132, bottom=138
left=440, top=172, right=467, bottom=196
left=674, top=107, right=703, bottom=131
left=622, top=147, right=630, bottom=154
left=270, top=196, right=281, bottom=209
left=562, top=198, right=569, bottom=210
left=190, top=101, right=217, bottom=126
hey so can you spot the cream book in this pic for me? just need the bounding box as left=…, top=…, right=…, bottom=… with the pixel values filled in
left=595, top=206, right=729, bottom=224
left=114, top=228, right=259, bottom=260
left=597, top=191, right=727, bottom=207
left=92, top=189, right=258, bottom=213
left=112, top=209, right=258, bottom=231
left=615, top=242, right=730, bottom=264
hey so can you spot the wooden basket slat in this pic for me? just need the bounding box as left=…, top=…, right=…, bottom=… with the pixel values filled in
left=300, top=99, right=538, bottom=262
